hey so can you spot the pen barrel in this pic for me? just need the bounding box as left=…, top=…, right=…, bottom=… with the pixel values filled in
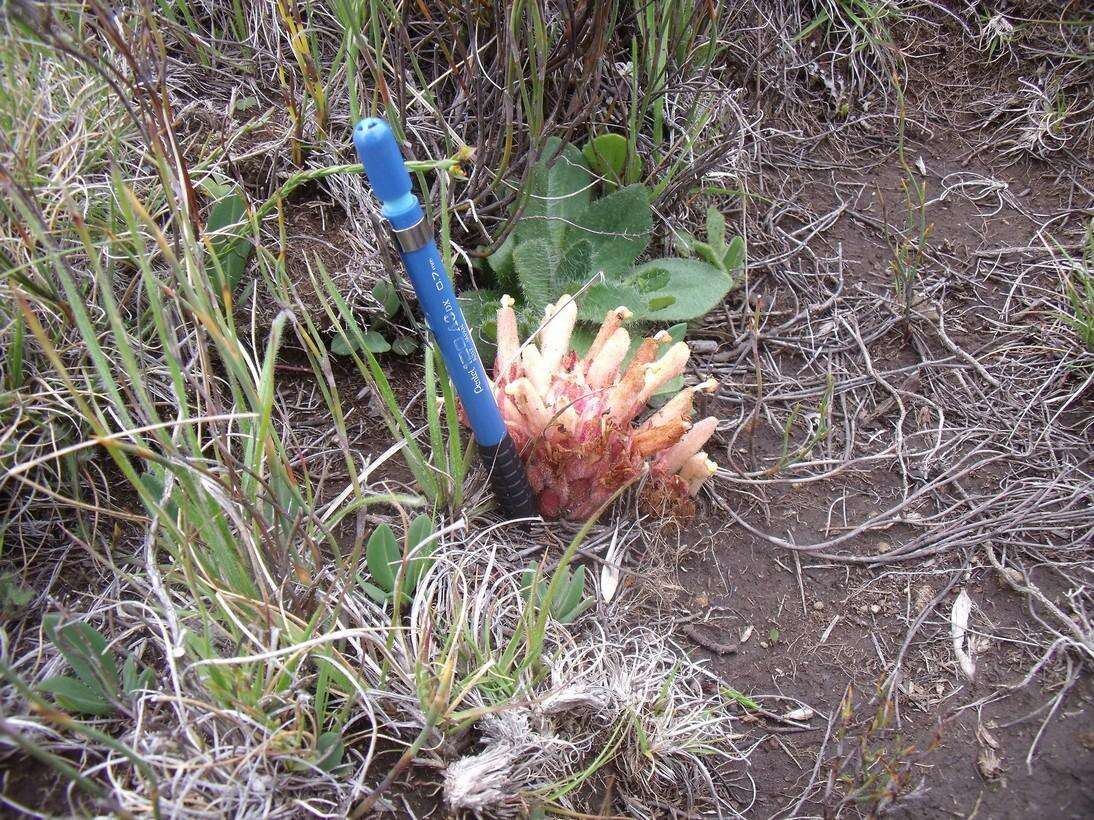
left=354, top=116, right=538, bottom=519
left=399, top=239, right=506, bottom=445
left=399, top=239, right=539, bottom=520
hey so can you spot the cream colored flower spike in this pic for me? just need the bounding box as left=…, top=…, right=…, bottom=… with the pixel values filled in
left=486, top=304, right=721, bottom=520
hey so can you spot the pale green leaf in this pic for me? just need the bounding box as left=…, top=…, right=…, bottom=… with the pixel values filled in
left=722, top=235, right=746, bottom=275
left=458, top=289, right=502, bottom=356
left=625, top=258, right=733, bottom=321
left=556, top=239, right=593, bottom=290
left=372, top=280, right=401, bottom=317
left=366, top=524, right=398, bottom=593
left=361, top=331, right=391, bottom=353
left=577, top=281, right=647, bottom=323
left=404, top=514, right=435, bottom=589
left=705, top=206, right=726, bottom=250
left=206, top=191, right=254, bottom=291
left=330, top=329, right=391, bottom=356
left=583, top=133, right=640, bottom=189
left=39, top=675, right=115, bottom=716
left=391, top=335, right=418, bottom=356
left=315, top=731, right=345, bottom=773
left=566, top=184, right=651, bottom=279
left=42, top=614, right=119, bottom=695
left=486, top=232, right=517, bottom=291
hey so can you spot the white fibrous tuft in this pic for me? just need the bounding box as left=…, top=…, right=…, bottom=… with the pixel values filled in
left=443, top=741, right=522, bottom=817
left=443, top=711, right=566, bottom=817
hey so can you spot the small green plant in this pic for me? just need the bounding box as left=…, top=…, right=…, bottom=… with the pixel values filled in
left=0, top=573, right=33, bottom=616
left=720, top=685, right=762, bottom=712
left=1061, top=219, right=1094, bottom=350
left=202, top=181, right=254, bottom=292
left=469, top=138, right=740, bottom=342
left=359, top=515, right=437, bottom=605
left=889, top=175, right=932, bottom=321
left=889, top=80, right=931, bottom=323
left=771, top=374, right=834, bottom=475
left=37, top=614, right=153, bottom=716
left=0, top=534, right=32, bottom=618
left=330, top=279, right=419, bottom=356
left=521, top=563, right=595, bottom=624
left=825, top=686, right=940, bottom=814
left=675, top=205, right=746, bottom=282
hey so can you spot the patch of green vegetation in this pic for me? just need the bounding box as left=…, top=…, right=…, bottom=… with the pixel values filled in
left=358, top=515, right=437, bottom=605
left=330, top=279, right=419, bottom=356
left=1061, top=219, right=1094, bottom=350
left=675, top=205, right=747, bottom=282
left=38, top=615, right=153, bottom=717
left=827, top=686, right=939, bottom=814
left=521, top=562, right=595, bottom=624
left=466, top=138, right=741, bottom=345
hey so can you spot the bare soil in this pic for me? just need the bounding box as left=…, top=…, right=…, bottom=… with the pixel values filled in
left=648, top=114, right=1093, bottom=816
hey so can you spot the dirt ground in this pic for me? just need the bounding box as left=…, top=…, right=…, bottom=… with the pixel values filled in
left=643, top=108, right=1094, bottom=816
left=669, top=512, right=1093, bottom=818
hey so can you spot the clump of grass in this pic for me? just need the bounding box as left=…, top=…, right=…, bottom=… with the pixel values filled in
left=822, top=686, right=940, bottom=815
left=417, top=543, right=748, bottom=816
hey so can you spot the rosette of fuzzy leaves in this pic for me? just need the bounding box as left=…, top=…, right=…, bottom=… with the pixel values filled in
left=463, top=138, right=740, bottom=349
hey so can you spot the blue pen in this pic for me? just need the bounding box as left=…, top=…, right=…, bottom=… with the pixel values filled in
left=352, top=118, right=537, bottom=519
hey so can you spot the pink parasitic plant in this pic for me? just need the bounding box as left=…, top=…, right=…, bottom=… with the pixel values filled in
left=490, top=294, right=720, bottom=521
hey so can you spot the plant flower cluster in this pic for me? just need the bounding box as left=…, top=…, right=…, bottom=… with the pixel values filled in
left=492, top=294, right=719, bottom=520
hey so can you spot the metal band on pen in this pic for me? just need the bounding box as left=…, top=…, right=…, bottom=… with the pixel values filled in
left=389, top=218, right=431, bottom=254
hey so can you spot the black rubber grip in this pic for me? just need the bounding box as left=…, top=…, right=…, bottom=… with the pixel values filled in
left=479, top=434, right=539, bottom=519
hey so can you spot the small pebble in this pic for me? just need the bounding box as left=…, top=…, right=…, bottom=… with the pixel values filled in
left=759, top=641, right=769, bottom=649
left=870, top=604, right=882, bottom=615
left=813, top=600, right=825, bottom=611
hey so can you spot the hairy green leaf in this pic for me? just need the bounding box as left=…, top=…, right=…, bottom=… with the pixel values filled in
left=705, top=206, right=726, bottom=250
left=577, top=281, right=647, bottom=323
left=514, top=237, right=560, bottom=314
left=566, top=184, right=651, bottom=279
left=556, top=238, right=594, bottom=291
left=515, top=138, right=591, bottom=250
left=486, top=232, right=518, bottom=292
left=626, top=258, right=733, bottom=321
left=483, top=141, right=743, bottom=340
left=459, top=289, right=502, bottom=353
